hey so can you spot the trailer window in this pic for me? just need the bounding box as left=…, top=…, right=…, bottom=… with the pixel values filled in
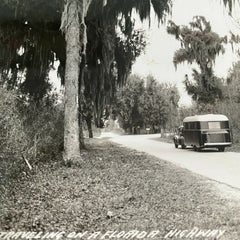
left=208, top=121, right=221, bottom=129
left=221, top=121, right=229, bottom=128
left=200, top=122, right=208, bottom=129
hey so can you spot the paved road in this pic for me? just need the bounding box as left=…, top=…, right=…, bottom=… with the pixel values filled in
left=100, top=133, right=240, bottom=190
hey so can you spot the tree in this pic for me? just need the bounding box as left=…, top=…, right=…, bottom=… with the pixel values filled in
left=0, top=1, right=65, bottom=101
left=115, top=75, right=145, bottom=133
left=0, top=0, right=173, bottom=163
left=225, top=61, right=240, bottom=103
left=217, top=61, right=240, bottom=141
left=141, top=76, right=179, bottom=132
left=222, top=0, right=235, bottom=12
left=167, top=16, right=226, bottom=105
left=60, top=0, right=93, bottom=162
left=141, top=76, right=168, bottom=132
left=115, top=75, right=180, bottom=133
left=82, top=14, right=146, bottom=137
left=62, top=0, right=172, bottom=161
left=161, top=82, right=180, bottom=130
left=76, top=0, right=171, bottom=145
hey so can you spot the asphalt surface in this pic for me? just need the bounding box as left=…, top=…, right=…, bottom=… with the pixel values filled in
left=100, top=133, right=240, bottom=190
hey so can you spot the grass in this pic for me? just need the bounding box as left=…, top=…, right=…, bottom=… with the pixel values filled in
left=1, top=139, right=240, bottom=239
left=228, top=142, right=240, bottom=152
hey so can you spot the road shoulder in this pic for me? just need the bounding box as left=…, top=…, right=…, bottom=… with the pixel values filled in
left=1, top=139, right=240, bottom=239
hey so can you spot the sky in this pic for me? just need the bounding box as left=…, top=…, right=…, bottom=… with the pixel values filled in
left=131, top=0, right=240, bottom=106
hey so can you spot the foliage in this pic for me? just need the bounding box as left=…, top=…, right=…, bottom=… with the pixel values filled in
left=167, top=16, right=226, bottom=104
left=184, top=72, right=224, bottom=105
left=0, top=0, right=63, bottom=23
left=225, top=61, right=240, bottom=103
left=114, top=75, right=180, bottom=133
left=218, top=61, right=240, bottom=143
left=0, top=0, right=65, bottom=100
left=0, top=0, right=172, bottom=99
left=19, top=97, right=64, bottom=161
left=102, top=0, right=172, bottom=23
left=215, top=101, right=240, bottom=143
left=0, top=0, right=169, bottom=139
left=222, top=0, right=235, bottom=12
left=0, top=0, right=173, bottom=160
left=177, top=104, right=198, bottom=122
left=0, top=0, right=172, bottom=103
left=114, top=75, right=145, bottom=132
left=83, top=16, right=146, bottom=129
left=0, top=85, right=28, bottom=159
left=141, top=75, right=179, bottom=131
left=201, top=61, right=240, bottom=143
left=0, top=85, right=28, bottom=192
left=0, top=84, right=64, bottom=191
left=178, top=59, right=240, bottom=143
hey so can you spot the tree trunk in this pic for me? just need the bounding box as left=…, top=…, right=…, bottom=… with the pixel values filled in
left=152, top=125, right=155, bottom=133
left=79, top=108, right=86, bottom=149
left=79, top=48, right=87, bottom=148
left=86, top=116, right=93, bottom=138
left=61, top=0, right=92, bottom=162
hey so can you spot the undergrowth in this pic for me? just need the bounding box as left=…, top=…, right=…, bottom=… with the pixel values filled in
left=0, top=85, right=63, bottom=192
left=1, top=139, right=240, bottom=240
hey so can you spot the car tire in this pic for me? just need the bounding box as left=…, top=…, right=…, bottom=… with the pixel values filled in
left=193, top=145, right=200, bottom=152
left=181, top=144, right=186, bottom=149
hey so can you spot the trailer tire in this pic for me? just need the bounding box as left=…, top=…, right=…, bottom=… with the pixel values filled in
left=218, top=146, right=225, bottom=152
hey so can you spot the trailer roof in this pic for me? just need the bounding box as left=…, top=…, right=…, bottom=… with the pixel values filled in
left=183, top=114, right=229, bottom=122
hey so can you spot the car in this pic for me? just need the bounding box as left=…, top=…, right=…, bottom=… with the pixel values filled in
left=173, top=126, right=186, bottom=149
left=173, top=114, right=232, bottom=152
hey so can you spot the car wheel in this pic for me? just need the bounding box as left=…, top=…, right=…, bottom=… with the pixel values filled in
left=181, top=144, right=186, bottom=149
left=193, top=146, right=200, bottom=152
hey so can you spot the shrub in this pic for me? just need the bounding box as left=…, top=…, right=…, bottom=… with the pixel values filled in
left=19, top=96, right=64, bottom=162
left=0, top=86, right=29, bottom=189
left=0, top=86, right=64, bottom=192
left=197, top=100, right=240, bottom=144
left=0, top=87, right=28, bottom=157
left=215, top=101, right=240, bottom=143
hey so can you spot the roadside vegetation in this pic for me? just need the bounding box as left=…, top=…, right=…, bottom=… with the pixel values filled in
left=0, top=85, right=63, bottom=192
left=1, top=139, right=240, bottom=240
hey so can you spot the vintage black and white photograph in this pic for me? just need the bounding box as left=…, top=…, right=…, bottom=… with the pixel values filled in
left=0, top=0, right=240, bottom=239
